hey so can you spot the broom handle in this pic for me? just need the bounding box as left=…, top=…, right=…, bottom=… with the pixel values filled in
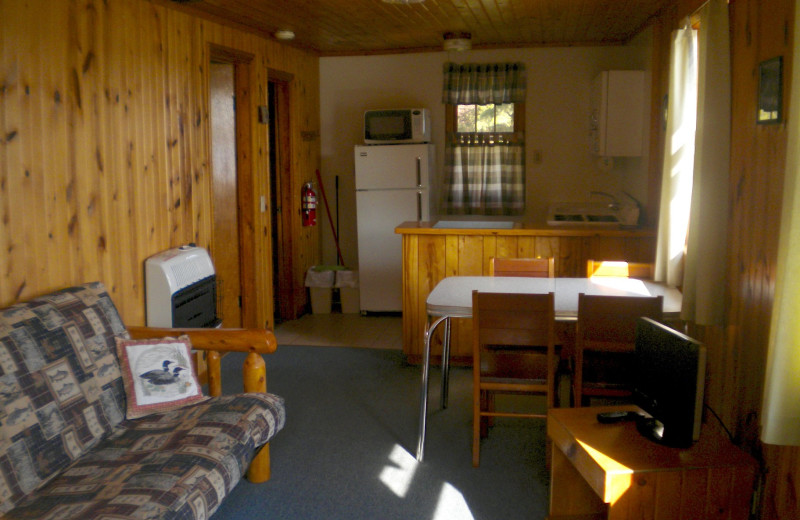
left=315, top=169, right=345, bottom=266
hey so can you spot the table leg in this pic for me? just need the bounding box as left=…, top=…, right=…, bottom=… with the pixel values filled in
left=417, top=315, right=448, bottom=462
left=440, top=317, right=452, bottom=409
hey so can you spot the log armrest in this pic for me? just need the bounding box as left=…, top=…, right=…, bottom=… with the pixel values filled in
left=127, top=326, right=277, bottom=397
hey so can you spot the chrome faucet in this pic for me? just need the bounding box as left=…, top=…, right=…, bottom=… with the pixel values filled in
left=590, top=191, right=620, bottom=210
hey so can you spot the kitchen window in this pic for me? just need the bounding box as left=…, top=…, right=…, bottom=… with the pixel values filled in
left=456, top=103, right=515, bottom=133
left=442, top=63, right=526, bottom=216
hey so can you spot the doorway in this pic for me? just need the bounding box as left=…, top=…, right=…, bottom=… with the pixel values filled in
left=269, top=71, right=296, bottom=323
left=209, top=61, right=242, bottom=328
left=208, top=46, right=255, bottom=328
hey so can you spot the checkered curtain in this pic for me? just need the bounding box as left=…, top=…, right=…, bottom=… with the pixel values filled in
left=443, top=132, right=525, bottom=215
left=442, top=62, right=526, bottom=105
left=442, top=63, right=526, bottom=215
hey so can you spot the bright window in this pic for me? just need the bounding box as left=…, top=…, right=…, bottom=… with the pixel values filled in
left=456, top=103, right=515, bottom=133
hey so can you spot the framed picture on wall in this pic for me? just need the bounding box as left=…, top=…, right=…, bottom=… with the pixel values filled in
left=757, top=56, right=782, bottom=124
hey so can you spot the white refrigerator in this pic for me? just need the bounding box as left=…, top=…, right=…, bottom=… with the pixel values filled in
left=355, top=143, right=433, bottom=313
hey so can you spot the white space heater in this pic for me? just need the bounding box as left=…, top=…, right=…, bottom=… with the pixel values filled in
left=145, top=245, right=220, bottom=328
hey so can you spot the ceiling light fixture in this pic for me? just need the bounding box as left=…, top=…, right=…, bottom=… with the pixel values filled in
left=443, top=32, right=472, bottom=52
left=275, top=30, right=295, bottom=41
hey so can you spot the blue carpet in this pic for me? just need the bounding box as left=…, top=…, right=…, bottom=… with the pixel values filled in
left=213, top=346, right=550, bottom=520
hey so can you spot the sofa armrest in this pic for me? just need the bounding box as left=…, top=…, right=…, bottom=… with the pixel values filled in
left=127, top=326, right=277, bottom=396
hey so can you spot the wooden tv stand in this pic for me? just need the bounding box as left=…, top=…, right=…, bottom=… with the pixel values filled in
left=547, top=406, right=757, bottom=520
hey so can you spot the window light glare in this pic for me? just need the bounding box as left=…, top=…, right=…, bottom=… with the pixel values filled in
left=432, top=482, right=475, bottom=520
left=378, top=444, right=418, bottom=498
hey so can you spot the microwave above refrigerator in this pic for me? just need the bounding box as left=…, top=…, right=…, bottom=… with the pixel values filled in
left=364, top=108, right=431, bottom=144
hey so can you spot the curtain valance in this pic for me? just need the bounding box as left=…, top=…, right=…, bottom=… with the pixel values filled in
left=442, top=62, right=526, bottom=105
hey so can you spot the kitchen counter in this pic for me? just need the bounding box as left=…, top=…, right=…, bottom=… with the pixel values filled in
left=396, top=220, right=654, bottom=237
left=395, top=221, right=657, bottom=363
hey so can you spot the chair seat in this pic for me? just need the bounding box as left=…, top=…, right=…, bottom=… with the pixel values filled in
left=481, top=377, right=549, bottom=388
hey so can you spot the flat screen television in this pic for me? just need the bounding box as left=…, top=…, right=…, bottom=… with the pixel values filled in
left=633, top=317, right=707, bottom=448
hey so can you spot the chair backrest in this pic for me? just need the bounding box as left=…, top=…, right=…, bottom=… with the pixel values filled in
left=473, top=291, right=555, bottom=349
left=490, top=257, right=555, bottom=278
left=576, top=293, right=664, bottom=353
left=586, top=260, right=654, bottom=279
left=471, top=291, right=556, bottom=466
left=573, top=293, right=664, bottom=406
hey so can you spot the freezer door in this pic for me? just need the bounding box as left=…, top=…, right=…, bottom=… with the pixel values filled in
left=356, top=188, right=429, bottom=312
left=354, top=144, right=432, bottom=190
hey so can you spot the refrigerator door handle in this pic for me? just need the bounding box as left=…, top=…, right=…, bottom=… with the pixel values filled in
left=417, top=191, right=422, bottom=221
left=416, top=157, right=422, bottom=187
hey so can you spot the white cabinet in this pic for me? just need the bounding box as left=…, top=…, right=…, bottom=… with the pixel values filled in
left=591, top=70, right=645, bottom=157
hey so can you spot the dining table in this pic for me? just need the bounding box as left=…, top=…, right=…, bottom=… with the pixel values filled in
left=415, top=275, right=683, bottom=461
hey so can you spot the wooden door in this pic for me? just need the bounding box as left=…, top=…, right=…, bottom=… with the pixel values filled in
left=210, top=61, right=242, bottom=327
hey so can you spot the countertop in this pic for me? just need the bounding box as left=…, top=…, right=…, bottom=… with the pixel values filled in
left=395, top=220, right=656, bottom=237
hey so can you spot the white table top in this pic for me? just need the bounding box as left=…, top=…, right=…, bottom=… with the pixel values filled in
left=426, top=276, right=683, bottom=319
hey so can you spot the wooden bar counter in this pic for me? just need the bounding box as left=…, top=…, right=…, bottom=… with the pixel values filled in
left=395, top=221, right=656, bottom=364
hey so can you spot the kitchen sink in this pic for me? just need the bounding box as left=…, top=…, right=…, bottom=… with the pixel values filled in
left=552, top=214, right=584, bottom=222
left=547, top=202, right=637, bottom=227
left=586, top=214, right=619, bottom=223
left=551, top=213, right=620, bottom=224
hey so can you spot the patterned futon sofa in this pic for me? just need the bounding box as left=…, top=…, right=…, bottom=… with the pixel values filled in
left=0, top=282, right=285, bottom=519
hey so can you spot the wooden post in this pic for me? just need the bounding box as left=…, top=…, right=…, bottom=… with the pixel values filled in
left=247, top=445, right=272, bottom=483
left=207, top=351, right=221, bottom=397
left=243, top=351, right=266, bottom=393
left=243, top=350, right=271, bottom=482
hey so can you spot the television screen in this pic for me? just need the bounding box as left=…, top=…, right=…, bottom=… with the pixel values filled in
left=633, top=317, right=706, bottom=448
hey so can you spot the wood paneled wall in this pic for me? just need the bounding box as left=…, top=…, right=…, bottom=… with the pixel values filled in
left=0, top=0, right=320, bottom=328
left=726, top=1, right=798, bottom=518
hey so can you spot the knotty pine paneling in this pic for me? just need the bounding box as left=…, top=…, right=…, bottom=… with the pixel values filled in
left=725, top=0, right=797, bottom=518
left=0, top=0, right=320, bottom=329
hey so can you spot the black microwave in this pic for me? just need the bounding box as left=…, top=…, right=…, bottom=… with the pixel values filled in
left=364, top=108, right=431, bottom=144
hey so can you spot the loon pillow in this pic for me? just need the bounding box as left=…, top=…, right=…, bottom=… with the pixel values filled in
left=116, top=335, right=208, bottom=419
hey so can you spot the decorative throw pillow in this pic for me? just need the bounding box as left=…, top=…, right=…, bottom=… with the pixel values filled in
left=115, top=335, right=208, bottom=419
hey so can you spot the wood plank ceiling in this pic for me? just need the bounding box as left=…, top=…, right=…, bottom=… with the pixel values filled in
left=166, top=0, right=670, bottom=55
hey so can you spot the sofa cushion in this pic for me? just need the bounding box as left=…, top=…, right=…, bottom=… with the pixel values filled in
left=116, top=335, right=208, bottom=419
left=0, top=282, right=128, bottom=514
left=3, top=393, right=286, bottom=520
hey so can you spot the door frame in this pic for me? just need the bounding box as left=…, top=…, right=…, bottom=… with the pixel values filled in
left=269, top=69, right=297, bottom=321
left=208, top=44, right=257, bottom=327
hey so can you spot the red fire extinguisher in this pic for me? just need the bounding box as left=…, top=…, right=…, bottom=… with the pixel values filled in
left=301, top=182, right=317, bottom=227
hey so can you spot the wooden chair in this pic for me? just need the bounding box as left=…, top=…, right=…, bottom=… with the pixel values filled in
left=490, top=257, right=555, bottom=278
left=586, top=260, right=654, bottom=279
left=572, top=293, right=663, bottom=407
left=472, top=290, right=556, bottom=467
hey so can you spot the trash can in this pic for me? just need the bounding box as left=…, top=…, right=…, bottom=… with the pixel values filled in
left=305, top=266, right=335, bottom=314
left=335, top=270, right=360, bottom=314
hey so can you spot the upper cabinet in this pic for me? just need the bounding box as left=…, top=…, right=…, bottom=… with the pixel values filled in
left=590, top=70, right=646, bottom=157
